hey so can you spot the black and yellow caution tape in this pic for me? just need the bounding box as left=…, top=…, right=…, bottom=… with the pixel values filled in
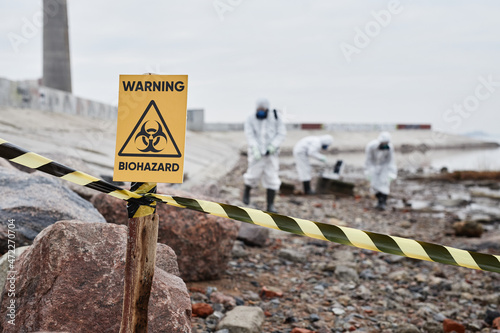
left=1, top=137, right=500, bottom=274
left=127, top=182, right=157, bottom=218
left=0, top=138, right=148, bottom=218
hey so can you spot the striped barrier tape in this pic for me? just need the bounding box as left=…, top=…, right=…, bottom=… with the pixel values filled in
left=1, top=137, right=500, bottom=274
left=128, top=182, right=157, bottom=218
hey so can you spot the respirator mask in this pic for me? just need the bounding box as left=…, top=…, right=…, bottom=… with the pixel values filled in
left=256, top=109, right=268, bottom=119
left=378, top=143, right=389, bottom=150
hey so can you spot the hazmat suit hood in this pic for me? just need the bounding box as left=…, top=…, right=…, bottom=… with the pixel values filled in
left=256, top=98, right=270, bottom=110
left=320, top=135, right=334, bottom=147
left=378, top=131, right=391, bottom=143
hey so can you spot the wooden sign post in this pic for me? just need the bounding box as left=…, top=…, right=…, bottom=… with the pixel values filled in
left=119, top=182, right=158, bottom=333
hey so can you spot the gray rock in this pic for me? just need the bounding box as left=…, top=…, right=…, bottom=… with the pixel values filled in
left=359, top=268, right=376, bottom=280
left=334, top=265, right=359, bottom=283
left=237, top=223, right=269, bottom=247
left=451, top=281, right=472, bottom=293
left=309, top=313, right=321, bottom=322
left=217, top=306, right=264, bottom=333
left=332, top=249, right=355, bottom=263
left=242, top=291, right=260, bottom=302
left=422, top=321, right=442, bottom=333
left=278, top=248, right=307, bottom=263
left=477, top=292, right=500, bottom=304
left=332, top=307, right=345, bottom=315
left=356, top=284, right=371, bottom=299
left=388, top=269, right=409, bottom=281
left=0, top=168, right=105, bottom=253
left=466, top=320, right=483, bottom=332
left=206, top=311, right=224, bottom=330
left=232, top=240, right=248, bottom=258
left=396, top=323, right=421, bottom=333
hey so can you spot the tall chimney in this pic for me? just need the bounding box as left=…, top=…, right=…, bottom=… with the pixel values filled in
left=43, top=0, right=72, bottom=92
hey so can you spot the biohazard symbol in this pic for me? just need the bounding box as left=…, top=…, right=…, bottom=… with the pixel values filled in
left=118, top=100, right=182, bottom=158
left=135, top=121, right=167, bottom=152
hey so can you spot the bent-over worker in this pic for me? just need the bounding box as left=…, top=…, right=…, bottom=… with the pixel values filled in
left=293, top=135, right=334, bottom=195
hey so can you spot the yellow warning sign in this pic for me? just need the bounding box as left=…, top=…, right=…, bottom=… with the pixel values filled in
left=113, top=74, right=188, bottom=183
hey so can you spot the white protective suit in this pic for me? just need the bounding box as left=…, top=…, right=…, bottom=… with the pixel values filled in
left=243, top=100, right=287, bottom=190
left=293, top=135, right=334, bottom=182
left=365, top=131, right=397, bottom=195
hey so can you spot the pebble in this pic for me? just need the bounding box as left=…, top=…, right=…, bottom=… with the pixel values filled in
left=334, top=265, right=359, bottom=283
left=359, top=268, right=376, bottom=280
left=332, top=307, right=346, bottom=315
left=278, top=248, right=307, bottom=263
left=205, top=311, right=224, bottom=330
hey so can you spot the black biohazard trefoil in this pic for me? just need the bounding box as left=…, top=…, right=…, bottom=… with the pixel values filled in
left=118, top=100, right=182, bottom=158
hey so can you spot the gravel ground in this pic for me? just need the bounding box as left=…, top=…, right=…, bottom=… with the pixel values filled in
left=188, top=155, right=500, bottom=333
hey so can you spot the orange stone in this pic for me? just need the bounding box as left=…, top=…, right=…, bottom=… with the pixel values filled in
left=259, top=286, right=284, bottom=299
left=443, top=318, right=465, bottom=333
left=191, top=303, right=214, bottom=318
left=493, top=317, right=500, bottom=329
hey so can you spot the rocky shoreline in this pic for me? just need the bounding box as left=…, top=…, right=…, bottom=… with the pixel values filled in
left=1, top=149, right=500, bottom=332
left=187, top=155, right=500, bottom=333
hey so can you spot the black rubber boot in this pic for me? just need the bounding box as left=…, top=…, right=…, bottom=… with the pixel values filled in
left=266, top=189, right=277, bottom=213
left=375, top=192, right=383, bottom=210
left=243, top=185, right=251, bottom=205
left=303, top=181, right=314, bottom=195
left=333, top=160, right=343, bottom=174
left=380, top=193, right=388, bottom=210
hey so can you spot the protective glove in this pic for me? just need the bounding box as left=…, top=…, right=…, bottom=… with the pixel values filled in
left=388, top=173, right=397, bottom=182
left=320, top=155, right=327, bottom=164
left=252, top=146, right=261, bottom=160
left=266, top=144, right=276, bottom=155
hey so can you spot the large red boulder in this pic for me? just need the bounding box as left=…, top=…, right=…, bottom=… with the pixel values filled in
left=155, top=189, right=239, bottom=281
left=92, top=188, right=240, bottom=282
left=0, top=220, right=191, bottom=333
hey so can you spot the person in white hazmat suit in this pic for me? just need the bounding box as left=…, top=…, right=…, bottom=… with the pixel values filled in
left=293, top=135, right=334, bottom=194
left=243, top=98, right=287, bottom=213
left=365, top=131, right=397, bottom=210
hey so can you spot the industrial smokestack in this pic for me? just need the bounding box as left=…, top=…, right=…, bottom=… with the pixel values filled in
left=43, top=0, right=72, bottom=92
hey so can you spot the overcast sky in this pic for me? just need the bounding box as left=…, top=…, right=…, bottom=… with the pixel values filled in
left=2, top=1, right=500, bottom=134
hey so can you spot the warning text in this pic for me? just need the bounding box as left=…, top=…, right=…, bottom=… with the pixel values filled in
left=118, top=161, right=180, bottom=172
left=122, top=80, right=185, bottom=92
